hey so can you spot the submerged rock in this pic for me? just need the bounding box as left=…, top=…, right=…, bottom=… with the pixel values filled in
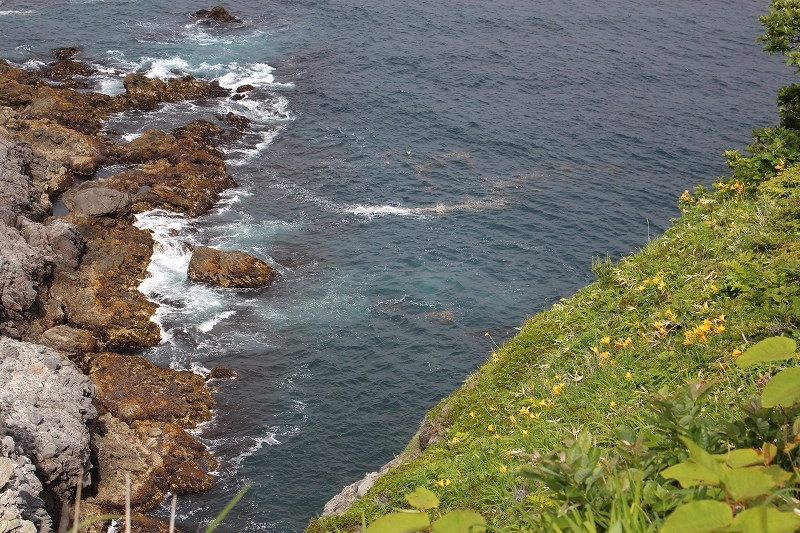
left=188, top=246, right=278, bottom=288
left=52, top=47, right=80, bottom=61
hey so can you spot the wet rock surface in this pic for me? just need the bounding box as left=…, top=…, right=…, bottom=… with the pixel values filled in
left=188, top=246, right=278, bottom=288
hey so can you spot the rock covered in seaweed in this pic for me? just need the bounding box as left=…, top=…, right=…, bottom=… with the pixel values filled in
left=188, top=246, right=278, bottom=288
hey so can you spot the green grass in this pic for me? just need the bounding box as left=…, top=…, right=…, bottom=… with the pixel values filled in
left=306, top=166, right=800, bottom=533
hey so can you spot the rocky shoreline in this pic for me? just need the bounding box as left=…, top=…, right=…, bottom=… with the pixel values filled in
left=0, top=10, right=274, bottom=530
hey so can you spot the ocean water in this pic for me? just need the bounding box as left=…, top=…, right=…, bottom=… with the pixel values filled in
left=0, top=0, right=791, bottom=530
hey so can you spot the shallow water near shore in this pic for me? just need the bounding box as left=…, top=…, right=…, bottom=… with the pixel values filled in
left=0, top=0, right=792, bottom=530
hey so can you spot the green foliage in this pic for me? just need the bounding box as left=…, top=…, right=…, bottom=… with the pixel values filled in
left=723, top=127, right=800, bottom=186
left=510, top=337, right=800, bottom=533
left=759, top=0, right=800, bottom=70
left=591, top=253, right=616, bottom=287
left=778, top=84, right=800, bottom=129
left=363, top=487, right=485, bottom=533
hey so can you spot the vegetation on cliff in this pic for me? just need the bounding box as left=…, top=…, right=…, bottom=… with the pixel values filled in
left=307, top=1, right=800, bottom=531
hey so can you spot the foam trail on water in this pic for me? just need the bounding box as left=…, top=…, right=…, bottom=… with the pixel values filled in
left=198, top=310, right=236, bottom=333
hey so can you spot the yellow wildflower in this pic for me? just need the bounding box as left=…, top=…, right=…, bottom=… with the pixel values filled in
left=611, top=373, right=617, bottom=379
left=489, top=404, right=497, bottom=412
left=487, top=424, right=494, bottom=432
left=732, top=348, right=743, bottom=357
left=538, top=399, right=547, bottom=407
left=599, top=351, right=611, bottom=360
left=625, top=371, right=632, bottom=379
left=436, top=478, right=452, bottom=487
left=509, top=415, right=517, bottom=424
left=711, top=283, right=719, bottom=292
left=665, top=309, right=677, bottom=322
left=529, top=412, right=541, bottom=420
left=680, top=190, right=693, bottom=202
left=499, top=465, right=508, bottom=474
left=552, top=383, right=564, bottom=396
left=494, top=433, right=501, bottom=440
left=610, top=401, right=617, bottom=409
left=715, top=325, right=726, bottom=333
left=590, top=345, right=599, bottom=354
left=469, top=411, right=476, bottom=419
left=519, top=406, right=530, bottom=416
left=521, top=429, right=529, bottom=437
left=451, top=437, right=460, bottom=444
left=601, top=336, right=611, bottom=345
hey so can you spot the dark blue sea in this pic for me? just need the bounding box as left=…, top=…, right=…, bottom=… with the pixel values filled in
left=0, top=0, right=790, bottom=530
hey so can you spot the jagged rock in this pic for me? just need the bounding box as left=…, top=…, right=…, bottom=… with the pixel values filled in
left=131, top=420, right=217, bottom=494
left=0, top=433, right=51, bottom=533
left=85, top=352, right=214, bottom=428
left=0, top=223, right=54, bottom=337
left=53, top=48, right=80, bottom=61
left=322, top=456, right=405, bottom=517
left=19, top=218, right=85, bottom=269
left=0, top=337, right=96, bottom=507
left=192, top=6, right=242, bottom=23
left=0, top=135, right=49, bottom=223
left=47, top=60, right=96, bottom=81
left=49, top=215, right=159, bottom=350
left=224, top=112, right=249, bottom=130
left=62, top=182, right=131, bottom=218
left=188, top=246, right=277, bottom=288
left=120, top=74, right=228, bottom=111
left=84, top=413, right=168, bottom=512
left=40, top=325, right=96, bottom=359
left=235, top=84, right=254, bottom=93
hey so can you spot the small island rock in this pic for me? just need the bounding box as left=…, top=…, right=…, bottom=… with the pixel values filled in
left=188, top=246, right=277, bottom=288
left=192, top=6, right=242, bottom=23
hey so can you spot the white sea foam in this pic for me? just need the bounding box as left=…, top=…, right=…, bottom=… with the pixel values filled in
left=0, top=9, right=33, bottom=15
left=198, top=310, right=236, bottom=333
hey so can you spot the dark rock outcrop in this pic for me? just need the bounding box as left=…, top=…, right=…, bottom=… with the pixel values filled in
left=0, top=135, right=49, bottom=224
left=53, top=47, right=80, bottom=61
left=192, top=6, right=243, bottom=24
left=188, top=246, right=278, bottom=288
left=47, top=60, right=97, bottom=81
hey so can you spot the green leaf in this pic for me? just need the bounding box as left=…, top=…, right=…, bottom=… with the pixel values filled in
left=731, top=507, right=800, bottom=533
left=365, top=512, right=430, bottom=533
left=661, top=461, right=720, bottom=487
left=736, top=337, right=796, bottom=368
left=431, top=511, right=486, bottom=533
left=661, top=501, right=732, bottom=533
left=204, top=483, right=251, bottom=533
left=762, top=366, right=800, bottom=407
left=680, top=437, right=724, bottom=477
left=404, top=487, right=439, bottom=510
left=718, top=448, right=766, bottom=468
left=720, top=467, right=777, bottom=501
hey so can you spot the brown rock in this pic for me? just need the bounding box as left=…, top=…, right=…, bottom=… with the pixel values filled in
left=86, top=352, right=214, bottom=427
left=208, top=365, right=237, bottom=380
left=85, top=413, right=169, bottom=512
left=225, top=112, right=250, bottom=130
left=188, top=246, right=278, bottom=288
left=40, top=325, right=97, bottom=358
left=119, top=73, right=228, bottom=111
left=53, top=47, right=81, bottom=61
left=131, top=420, right=217, bottom=494
left=235, top=84, right=254, bottom=93
left=192, top=5, right=243, bottom=23
left=69, top=155, right=97, bottom=176
left=47, top=60, right=97, bottom=80
left=50, top=215, right=160, bottom=350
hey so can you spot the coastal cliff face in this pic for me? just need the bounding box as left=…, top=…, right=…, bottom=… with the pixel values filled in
left=0, top=49, right=247, bottom=531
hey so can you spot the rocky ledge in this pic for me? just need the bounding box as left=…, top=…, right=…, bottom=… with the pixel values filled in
left=0, top=37, right=267, bottom=531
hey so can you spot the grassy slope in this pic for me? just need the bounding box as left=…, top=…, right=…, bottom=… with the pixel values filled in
left=307, top=165, right=800, bottom=532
